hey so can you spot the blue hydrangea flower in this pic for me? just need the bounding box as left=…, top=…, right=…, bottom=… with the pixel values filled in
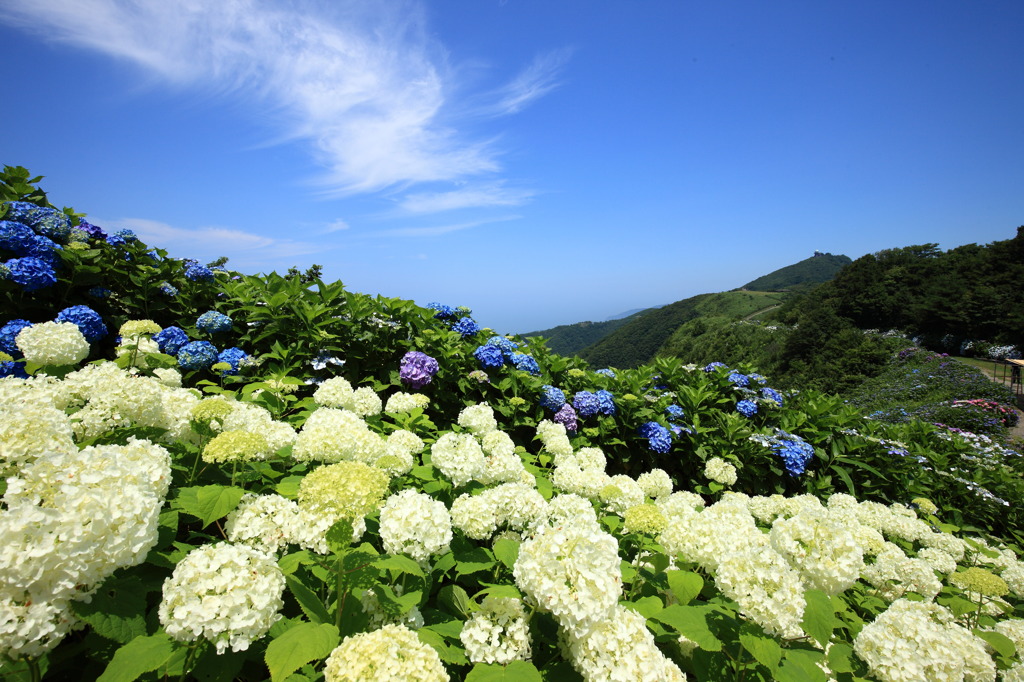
left=0, top=319, right=33, bottom=357
left=88, top=286, right=111, bottom=299
left=427, top=302, right=456, bottom=320
left=216, top=347, right=250, bottom=376
left=4, top=257, right=56, bottom=291
left=770, top=432, right=815, bottom=476
left=177, top=341, right=218, bottom=371
left=76, top=219, right=107, bottom=240
left=761, top=387, right=784, bottom=407
left=573, top=391, right=601, bottom=418
left=0, top=360, right=28, bottom=379
left=554, top=403, right=578, bottom=434
left=24, top=234, right=63, bottom=266
left=486, top=335, right=520, bottom=357
left=452, top=316, right=481, bottom=337
left=474, top=344, right=505, bottom=369
left=159, top=282, right=179, bottom=297
left=595, top=368, right=616, bottom=379
left=639, top=422, right=672, bottom=454
left=703, top=361, right=728, bottom=373
left=55, top=305, right=107, bottom=343
left=196, top=311, right=233, bottom=334
left=539, top=385, right=566, bottom=412
left=106, top=229, right=138, bottom=247
left=154, top=326, right=189, bottom=355
left=665, top=404, right=685, bottom=419
left=749, top=373, right=767, bottom=384
left=2, top=201, right=40, bottom=225
left=0, top=220, right=35, bottom=253
left=510, top=352, right=540, bottom=375
left=728, top=372, right=750, bottom=387
left=737, top=400, right=758, bottom=418
left=400, top=351, right=439, bottom=389
left=596, top=389, right=616, bottom=415
left=184, top=260, right=215, bottom=282
left=3, top=203, right=72, bottom=243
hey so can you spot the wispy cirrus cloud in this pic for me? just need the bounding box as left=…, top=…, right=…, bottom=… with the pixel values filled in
left=0, top=0, right=570, bottom=207
left=398, top=182, right=534, bottom=214
left=375, top=215, right=520, bottom=238
left=104, top=217, right=325, bottom=271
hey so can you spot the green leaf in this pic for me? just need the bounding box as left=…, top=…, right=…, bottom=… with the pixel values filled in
left=325, top=520, right=355, bottom=553
left=800, top=589, right=835, bottom=648
left=665, top=570, right=703, bottom=606
left=265, top=623, right=340, bottom=682
left=739, top=627, right=782, bottom=670
left=275, top=475, right=304, bottom=499
left=465, top=661, right=543, bottom=681
left=278, top=550, right=315, bottom=576
left=493, top=538, right=520, bottom=571
left=439, top=584, right=473, bottom=618
left=825, top=642, right=856, bottom=674
left=975, top=629, right=1016, bottom=659
left=651, top=605, right=722, bottom=652
left=417, top=628, right=468, bottom=666
left=776, top=648, right=827, bottom=682
left=375, top=554, right=425, bottom=577
left=174, top=485, right=247, bottom=528
left=452, top=537, right=496, bottom=576
left=285, top=575, right=331, bottom=624
left=71, top=574, right=150, bottom=643
left=624, top=595, right=664, bottom=619
left=97, top=633, right=176, bottom=682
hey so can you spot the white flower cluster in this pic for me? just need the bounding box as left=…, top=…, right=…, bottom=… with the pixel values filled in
left=324, top=623, right=449, bottom=681
left=458, top=402, right=498, bottom=434
left=430, top=432, right=486, bottom=487
left=376, top=429, right=422, bottom=476
left=16, top=321, right=89, bottom=366
left=769, top=506, right=865, bottom=596
left=637, top=468, right=673, bottom=498
left=703, top=456, right=738, bottom=486
left=384, top=391, right=430, bottom=414
left=451, top=482, right=547, bottom=540
left=853, top=598, right=995, bottom=682
left=293, top=407, right=383, bottom=464
left=1, top=394, right=75, bottom=475
left=1, top=437, right=171, bottom=659
left=536, top=419, right=573, bottom=461
left=432, top=405, right=528, bottom=487
left=313, top=377, right=383, bottom=416
left=158, top=543, right=285, bottom=654
left=379, top=489, right=452, bottom=564
left=460, top=596, right=532, bottom=664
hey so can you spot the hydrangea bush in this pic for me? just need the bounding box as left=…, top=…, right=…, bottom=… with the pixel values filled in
left=3, top=169, right=1024, bottom=681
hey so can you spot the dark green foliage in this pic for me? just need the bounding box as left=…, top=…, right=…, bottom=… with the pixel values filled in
left=741, top=252, right=852, bottom=291
left=521, top=312, right=645, bottom=356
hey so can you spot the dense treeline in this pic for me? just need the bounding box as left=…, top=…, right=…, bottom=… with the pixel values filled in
left=741, top=252, right=851, bottom=291
left=521, top=313, right=645, bottom=356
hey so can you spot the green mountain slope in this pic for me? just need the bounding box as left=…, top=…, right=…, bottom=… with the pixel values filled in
left=742, top=252, right=852, bottom=291
left=521, top=309, right=652, bottom=356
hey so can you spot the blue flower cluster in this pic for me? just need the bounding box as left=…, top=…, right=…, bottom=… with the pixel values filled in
left=106, top=229, right=138, bottom=247
left=703, top=361, right=727, bottom=372
left=55, top=305, right=107, bottom=343
left=76, top=219, right=107, bottom=240
left=451, top=316, right=481, bottom=338
left=728, top=372, right=750, bottom=387
left=761, top=387, right=784, bottom=407
left=573, top=391, right=601, bottom=418
left=554, top=403, right=578, bottom=433
left=196, top=311, right=232, bottom=334
left=737, top=399, right=758, bottom=418
left=665, top=404, right=684, bottom=419
left=216, top=347, right=250, bottom=376
left=159, top=282, right=179, bottom=297
left=473, top=344, right=504, bottom=369
left=639, top=421, right=673, bottom=454
left=486, top=335, right=519, bottom=356
left=87, top=286, right=111, bottom=299
left=0, top=359, right=28, bottom=379
left=769, top=431, right=816, bottom=476
left=5, top=257, right=56, bottom=291
left=0, top=319, right=33, bottom=357
left=3, top=202, right=72, bottom=243
left=426, top=302, right=456, bottom=320
left=595, top=368, right=616, bottom=379
left=177, top=341, right=218, bottom=371
left=154, top=326, right=189, bottom=355
left=472, top=335, right=538, bottom=375
left=184, top=260, right=215, bottom=282
left=596, top=389, right=616, bottom=416
left=510, top=352, right=540, bottom=375
left=539, top=385, right=566, bottom=412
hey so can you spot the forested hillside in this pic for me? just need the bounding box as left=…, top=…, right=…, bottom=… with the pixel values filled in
left=521, top=310, right=649, bottom=356
left=742, top=252, right=851, bottom=291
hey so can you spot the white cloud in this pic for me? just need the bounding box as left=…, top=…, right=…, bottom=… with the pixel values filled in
left=0, top=0, right=568, bottom=200
left=398, top=182, right=534, bottom=213
left=375, top=215, right=519, bottom=238
left=101, top=217, right=326, bottom=271
left=321, top=218, right=351, bottom=233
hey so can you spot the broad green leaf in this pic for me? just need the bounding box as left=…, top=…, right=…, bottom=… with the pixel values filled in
left=475, top=584, right=523, bottom=601
left=776, top=648, right=827, bottom=682
left=417, top=628, right=469, bottom=665
left=285, top=575, right=331, bottom=624
left=665, top=570, right=703, bottom=606
left=624, top=595, right=664, bottom=619
left=739, top=628, right=782, bottom=670
left=97, top=633, right=176, bottom=682
left=465, top=661, right=543, bottom=681
left=826, top=642, right=856, bottom=674
left=651, top=605, right=722, bottom=652
left=326, top=520, right=355, bottom=553
left=493, top=538, right=520, bottom=571
left=452, top=537, right=496, bottom=576
left=801, top=589, right=835, bottom=648
left=278, top=550, right=315, bottom=575
left=275, top=476, right=303, bottom=499
left=375, top=554, right=425, bottom=577
left=174, top=485, right=247, bottom=528
left=71, top=574, right=150, bottom=643
left=337, top=549, right=378, bottom=592
left=191, top=646, right=246, bottom=682
left=421, top=620, right=464, bottom=641
left=265, top=623, right=340, bottom=682
left=975, top=629, right=1016, bottom=659
left=439, top=584, right=473, bottom=618
left=939, top=595, right=980, bottom=618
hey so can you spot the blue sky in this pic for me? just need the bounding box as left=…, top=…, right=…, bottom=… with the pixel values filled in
left=2, top=1, right=1022, bottom=334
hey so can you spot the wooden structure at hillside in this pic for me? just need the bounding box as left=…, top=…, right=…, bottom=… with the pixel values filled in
left=994, top=358, right=1024, bottom=399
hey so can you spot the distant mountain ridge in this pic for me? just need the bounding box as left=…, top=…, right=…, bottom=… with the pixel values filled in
left=741, top=252, right=851, bottom=291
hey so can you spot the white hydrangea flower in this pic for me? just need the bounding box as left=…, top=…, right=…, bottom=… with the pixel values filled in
left=225, top=493, right=304, bottom=555
left=715, top=545, right=807, bottom=640
left=477, top=430, right=526, bottom=485
left=853, top=599, right=995, bottom=682
left=379, top=489, right=452, bottom=564
left=552, top=462, right=609, bottom=500
left=430, top=432, right=486, bottom=487
left=1002, top=561, right=1024, bottom=596
left=159, top=543, right=285, bottom=654
left=16, top=321, right=89, bottom=366
left=222, top=401, right=295, bottom=455
left=1, top=400, right=75, bottom=475
left=458, top=403, right=498, bottom=434
left=324, top=623, right=449, bottom=681
left=660, top=497, right=766, bottom=572
left=703, top=457, right=737, bottom=486
left=747, top=494, right=792, bottom=523
left=574, top=447, right=606, bottom=471
left=460, top=596, right=532, bottom=664
left=918, top=530, right=967, bottom=562
left=637, top=468, right=674, bottom=498
left=384, top=391, right=430, bottom=414
left=862, top=543, right=942, bottom=602
left=313, top=377, right=355, bottom=407
left=655, top=491, right=706, bottom=518
left=152, top=367, right=183, bottom=387
left=558, top=604, right=686, bottom=682
left=0, top=595, right=75, bottom=660
left=487, top=482, right=548, bottom=532
left=770, top=507, right=864, bottom=596
left=451, top=493, right=499, bottom=540
left=513, top=520, right=621, bottom=637
left=599, top=474, right=645, bottom=516
left=293, top=408, right=382, bottom=464
left=546, top=494, right=599, bottom=529
left=917, top=547, right=958, bottom=575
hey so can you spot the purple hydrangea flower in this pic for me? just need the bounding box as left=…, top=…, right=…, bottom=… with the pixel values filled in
left=177, top=341, right=218, bottom=371
left=76, top=219, right=107, bottom=240
left=737, top=399, right=758, bottom=418
left=0, top=319, right=33, bottom=358
left=4, top=257, right=56, bottom=291
left=554, top=403, right=578, bottom=434
left=573, top=390, right=601, bottom=418
left=473, top=344, right=504, bottom=369
left=153, top=326, right=189, bottom=355
left=56, top=305, right=107, bottom=343
left=539, top=385, right=566, bottom=412
left=399, top=351, right=439, bottom=389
